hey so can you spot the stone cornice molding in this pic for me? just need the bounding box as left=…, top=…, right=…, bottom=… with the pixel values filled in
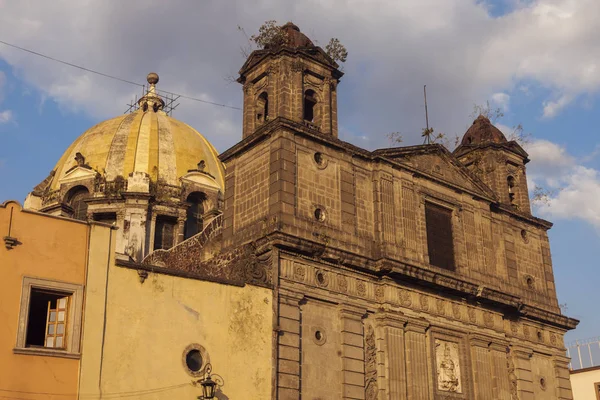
left=264, top=232, right=578, bottom=330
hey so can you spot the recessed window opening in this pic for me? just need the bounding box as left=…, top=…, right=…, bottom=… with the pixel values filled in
left=184, top=192, right=207, bottom=240
left=154, top=215, right=177, bottom=250
left=256, top=92, right=269, bottom=123
left=67, top=186, right=90, bottom=221
left=507, top=176, right=516, bottom=203
left=425, top=202, right=455, bottom=271
left=304, top=89, right=317, bottom=122
left=26, top=289, right=70, bottom=349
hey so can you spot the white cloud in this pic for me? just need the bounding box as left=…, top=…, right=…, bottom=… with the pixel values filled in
left=0, top=110, right=13, bottom=124
left=0, top=0, right=598, bottom=150
left=491, top=92, right=510, bottom=111
left=527, top=139, right=600, bottom=229
left=542, top=95, right=573, bottom=118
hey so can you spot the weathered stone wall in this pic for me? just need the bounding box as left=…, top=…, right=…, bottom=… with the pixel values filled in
left=276, top=254, right=571, bottom=400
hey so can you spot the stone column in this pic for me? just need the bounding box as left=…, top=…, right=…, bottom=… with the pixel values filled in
left=176, top=213, right=186, bottom=245
left=277, top=290, right=303, bottom=400
left=340, top=305, right=367, bottom=400
left=404, top=320, right=430, bottom=400
left=147, top=213, right=157, bottom=253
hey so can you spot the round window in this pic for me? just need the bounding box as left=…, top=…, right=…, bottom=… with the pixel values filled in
left=186, top=349, right=203, bottom=372
left=182, top=344, right=210, bottom=377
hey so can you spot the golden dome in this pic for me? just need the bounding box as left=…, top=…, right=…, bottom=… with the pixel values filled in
left=49, top=109, right=224, bottom=191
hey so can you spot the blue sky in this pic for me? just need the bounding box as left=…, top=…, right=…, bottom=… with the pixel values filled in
left=1, top=0, right=599, bottom=345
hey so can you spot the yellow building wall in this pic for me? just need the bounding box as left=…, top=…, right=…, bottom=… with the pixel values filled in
left=571, top=368, right=600, bottom=400
left=79, top=260, right=273, bottom=399
left=0, top=201, right=113, bottom=398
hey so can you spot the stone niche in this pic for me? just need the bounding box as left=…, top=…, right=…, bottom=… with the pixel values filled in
left=435, top=339, right=462, bottom=394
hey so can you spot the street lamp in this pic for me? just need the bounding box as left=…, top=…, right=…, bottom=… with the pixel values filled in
left=196, top=363, right=224, bottom=399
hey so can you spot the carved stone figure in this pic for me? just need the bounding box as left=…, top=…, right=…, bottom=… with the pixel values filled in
left=364, top=324, right=378, bottom=400
left=436, top=340, right=461, bottom=393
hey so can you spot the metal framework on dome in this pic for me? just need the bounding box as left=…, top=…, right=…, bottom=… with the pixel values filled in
left=125, top=74, right=180, bottom=116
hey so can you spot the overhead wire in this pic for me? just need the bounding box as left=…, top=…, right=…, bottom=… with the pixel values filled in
left=0, top=382, right=191, bottom=399
left=0, top=39, right=242, bottom=111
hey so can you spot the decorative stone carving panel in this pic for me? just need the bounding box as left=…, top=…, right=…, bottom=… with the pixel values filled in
left=435, top=339, right=462, bottom=393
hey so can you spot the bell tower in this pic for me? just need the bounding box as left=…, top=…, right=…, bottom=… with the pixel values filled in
left=454, top=115, right=532, bottom=213
left=238, top=22, right=343, bottom=139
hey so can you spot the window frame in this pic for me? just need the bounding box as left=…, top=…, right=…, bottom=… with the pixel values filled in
left=424, top=200, right=456, bottom=271
left=14, top=277, right=83, bottom=359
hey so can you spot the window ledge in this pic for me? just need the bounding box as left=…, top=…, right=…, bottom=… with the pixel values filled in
left=13, top=347, right=80, bottom=359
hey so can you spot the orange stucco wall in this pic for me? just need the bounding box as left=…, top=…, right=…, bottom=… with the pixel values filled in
left=0, top=200, right=89, bottom=397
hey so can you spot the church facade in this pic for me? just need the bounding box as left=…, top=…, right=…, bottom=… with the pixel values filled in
left=3, top=22, right=577, bottom=400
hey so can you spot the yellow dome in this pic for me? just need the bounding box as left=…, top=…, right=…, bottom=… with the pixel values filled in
left=50, top=109, right=224, bottom=191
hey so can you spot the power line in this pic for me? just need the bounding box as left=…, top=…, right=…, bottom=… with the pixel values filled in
left=0, top=382, right=190, bottom=398
left=0, top=39, right=242, bottom=111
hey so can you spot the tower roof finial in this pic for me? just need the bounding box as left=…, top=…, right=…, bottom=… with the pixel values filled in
left=138, top=72, right=164, bottom=111
left=147, top=72, right=159, bottom=86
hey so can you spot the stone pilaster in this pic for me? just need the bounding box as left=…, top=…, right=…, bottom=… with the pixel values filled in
left=470, top=337, right=494, bottom=399
left=489, top=343, right=511, bottom=400
left=277, top=290, right=303, bottom=400
left=340, top=305, right=367, bottom=400
left=374, top=310, right=408, bottom=400
left=404, top=320, right=430, bottom=400
left=553, top=356, right=573, bottom=400
left=513, top=346, right=534, bottom=400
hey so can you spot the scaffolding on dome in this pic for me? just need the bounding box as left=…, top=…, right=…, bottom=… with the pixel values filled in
left=125, top=84, right=180, bottom=116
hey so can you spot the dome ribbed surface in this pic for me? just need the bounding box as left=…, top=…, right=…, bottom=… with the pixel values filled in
left=50, top=110, right=224, bottom=190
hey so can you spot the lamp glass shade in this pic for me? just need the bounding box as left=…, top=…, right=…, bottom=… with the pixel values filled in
left=201, top=376, right=216, bottom=399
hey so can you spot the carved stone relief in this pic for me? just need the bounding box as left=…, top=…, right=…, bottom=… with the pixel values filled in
left=357, top=280, right=367, bottom=297
left=364, top=324, right=378, bottom=400
left=435, top=339, right=462, bottom=393
left=507, top=351, right=519, bottom=400
left=375, top=286, right=384, bottom=301
left=338, top=275, right=348, bottom=293
left=452, top=303, right=462, bottom=320
left=399, top=290, right=412, bottom=307
left=468, top=308, right=477, bottom=324
left=420, top=294, right=429, bottom=311
left=436, top=299, right=446, bottom=316
left=294, top=265, right=306, bottom=281
left=484, top=312, right=494, bottom=328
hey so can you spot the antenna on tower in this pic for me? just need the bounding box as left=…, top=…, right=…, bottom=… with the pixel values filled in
left=422, top=85, right=432, bottom=145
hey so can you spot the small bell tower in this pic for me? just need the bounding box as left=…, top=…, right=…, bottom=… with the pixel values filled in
left=238, top=22, right=343, bottom=139
left=454, top=116, right=532, bottom=213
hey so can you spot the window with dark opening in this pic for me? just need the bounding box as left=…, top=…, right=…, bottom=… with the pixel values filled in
left=94, top=212, right=116, bottom=226
left=303, top=89, right=317, bottom=122
left=184, top=192, right=206, bottom=240
left=67, top=186, right=90, bottom=221
left=26, top=289, right=69, bottom=349
left=154, top=216, right=177, bottom=250
left=256, top=92, right=269, bottom=123
left=425, top=202, right=455, bottom=271
left=507, top=176, right=516, bottom=204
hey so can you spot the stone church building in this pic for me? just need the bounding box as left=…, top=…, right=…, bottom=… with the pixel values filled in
left=4, top=22, right=577, bottom=399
